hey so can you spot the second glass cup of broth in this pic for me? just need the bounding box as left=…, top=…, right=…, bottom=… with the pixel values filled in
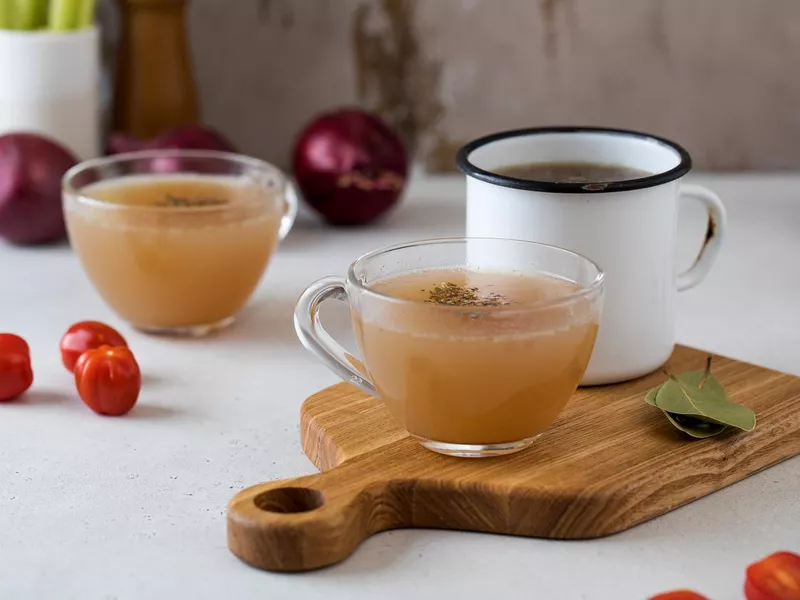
left=63, top=150, right=297, bottom=336
left=295, top=238, right=605, bottom=458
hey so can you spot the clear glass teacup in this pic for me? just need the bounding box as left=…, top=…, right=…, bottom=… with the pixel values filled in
left=295, top=237, right=604, bottom=458
left=63, top=150, right=297, bottom=336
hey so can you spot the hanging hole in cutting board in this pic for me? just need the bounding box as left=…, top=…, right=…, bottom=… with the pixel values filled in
left=254, top=487, right=325, bottom=514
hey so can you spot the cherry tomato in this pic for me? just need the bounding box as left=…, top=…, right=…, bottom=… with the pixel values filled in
left=745, top=551, right=800, bottom=600
left=649, top=590, right=709, bottom=600
left=74, top=345, right=140, bottom=416
left=0, top=333, right=33, bottom=402
left=60, top=321, right=127, bottom=372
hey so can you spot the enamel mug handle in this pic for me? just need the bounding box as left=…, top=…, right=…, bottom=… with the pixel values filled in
left=278, top=180, right=299, bottom=240
left=293, top=277, right=377, bottom=396
left=676, top=184, right=727, bottom=291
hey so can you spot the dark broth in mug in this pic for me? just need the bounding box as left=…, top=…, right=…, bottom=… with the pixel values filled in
left=495, top=161, right=652, bottom=184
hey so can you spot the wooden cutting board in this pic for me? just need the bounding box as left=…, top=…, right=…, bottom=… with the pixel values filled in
left=227, top=345, right=800, bottom=572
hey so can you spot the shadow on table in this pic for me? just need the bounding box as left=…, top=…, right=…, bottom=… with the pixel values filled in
left=221, top=296, right=303, bottom=347
left=126, top=403, right=182, bottom=420
left=278, top=198, right=465, bottom=252
left=18, top=389, right=182, bottom=420
left=20, top=389, right=72, bottom=405
left=300, top=530, right=424, bottom=577
left=141, top=372, right=171, bottom=386
left=158, top=293, right=354, bottom=357
left=138, top=295, right=299, bottom=349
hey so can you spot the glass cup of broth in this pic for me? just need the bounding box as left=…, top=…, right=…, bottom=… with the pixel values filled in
left=63, top=150, right=297, bottom=336
left=295, top=238, right=604, bottom=458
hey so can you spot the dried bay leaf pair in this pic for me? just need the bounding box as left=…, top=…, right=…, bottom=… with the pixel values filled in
left=645, top=357, right=756, bottom=438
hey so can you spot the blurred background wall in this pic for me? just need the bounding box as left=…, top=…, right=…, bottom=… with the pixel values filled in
left=145, top=0, right=798, bottom=172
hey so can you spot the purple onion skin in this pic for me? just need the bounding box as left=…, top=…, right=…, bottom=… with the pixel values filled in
left=106, top=125, right=238, bottom=175
left=105, top=131, right=149, bottom=155
left=148, top=126, right=237, bottom=153
left=0, top=133, right=78, bottom=245
left=292, top=108, right=409, bottom=226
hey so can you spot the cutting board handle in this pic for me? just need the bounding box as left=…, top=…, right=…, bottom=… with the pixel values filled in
left=227, top=460, right=397, bottom=572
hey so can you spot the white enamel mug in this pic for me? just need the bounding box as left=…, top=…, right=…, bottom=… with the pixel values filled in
left=457, top=127, right=726, bottom=385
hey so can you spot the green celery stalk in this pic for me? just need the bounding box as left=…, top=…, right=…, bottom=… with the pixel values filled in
left=0, top=0, right=16, bottom=29
left=15, top=0, right=48, bottom=30
left=78, top=0, right=95, bottom=28
left=48, top=0, right=81, bottom=30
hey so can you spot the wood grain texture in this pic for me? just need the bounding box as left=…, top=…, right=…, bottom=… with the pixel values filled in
left=227, top=346, right=800, bottom=572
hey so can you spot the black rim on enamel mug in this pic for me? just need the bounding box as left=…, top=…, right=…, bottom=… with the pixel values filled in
left=456, top=126, right=693, bottom=194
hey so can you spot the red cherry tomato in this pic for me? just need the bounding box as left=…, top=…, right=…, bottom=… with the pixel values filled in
left=0, top=333, right=33, bottom=402
left=648, top=590, right=709, bottom=600
left=745, top=551, right=800, bottom=600
left=74, top=345, right=140, bottom=416
left=60, top=321, right=127, bottom=372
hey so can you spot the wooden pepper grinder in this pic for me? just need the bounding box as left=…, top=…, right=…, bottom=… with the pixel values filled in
left=112, top=0, right=199, bottom=139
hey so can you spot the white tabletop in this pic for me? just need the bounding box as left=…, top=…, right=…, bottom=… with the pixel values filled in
left=1, top=173, right=798, bottom=600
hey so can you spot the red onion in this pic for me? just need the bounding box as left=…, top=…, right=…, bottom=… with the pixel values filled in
left=0, top=133, right=78, bottom=245
left=292, top=108, right=408, bottom=226
left=105, top=132, right=148, bottom=155
left=107, top=124, right=237, bottom=155
left=107, top=125, right=237, bottom=173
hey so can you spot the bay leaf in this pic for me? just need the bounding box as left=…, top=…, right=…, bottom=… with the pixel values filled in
left=654, top=377, right=755, bottom=432
left=663, top=411, right=728, bottom=438
left=644, top=356, right=756, bottom=437
left=645, top=387, right=659, bottom=407
left=647, top=382, right=727, bottom=437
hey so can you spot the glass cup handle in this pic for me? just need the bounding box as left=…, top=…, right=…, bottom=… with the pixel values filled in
left=676, top=184, right=727, bottom=292
left=293, top=277, right=377, bottom=396
left=279, top=180, right=300, bottom=240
